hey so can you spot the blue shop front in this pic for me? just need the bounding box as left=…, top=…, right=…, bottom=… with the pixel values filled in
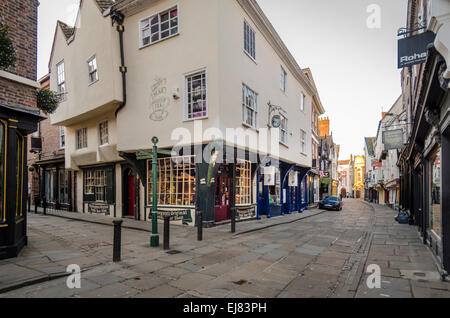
left=257, top=161, right=310, bottom=218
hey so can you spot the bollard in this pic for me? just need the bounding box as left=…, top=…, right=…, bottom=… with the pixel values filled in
left=231, top=207, right=236, bottom=233
left=34, top=196, right=38, bottom=214
left=27, top=194, right=31, bottom=213
left=43, top=197, right=47, bottom=215
left=113, top=220, right=123, bottom=262
left=197, top=210, right=203, bottom=241
left=163, top=216, right=170, bottom=250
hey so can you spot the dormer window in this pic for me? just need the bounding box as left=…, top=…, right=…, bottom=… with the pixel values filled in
left=140, top=6, right=178, bottom=48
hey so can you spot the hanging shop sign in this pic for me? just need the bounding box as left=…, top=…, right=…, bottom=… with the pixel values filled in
left=383, top=129, right=404, bottom=150
left=263, top=166, right=276, bottom=186
left=288, top=171, right=298, bottom=187
left=398, top=31, right=436, bottom=68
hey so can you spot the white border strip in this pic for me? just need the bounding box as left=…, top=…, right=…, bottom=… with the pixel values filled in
left=0, top=70, right=40, bottom=89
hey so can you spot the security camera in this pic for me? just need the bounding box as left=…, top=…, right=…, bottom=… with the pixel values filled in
left=172, top=88, right=180, bottom=100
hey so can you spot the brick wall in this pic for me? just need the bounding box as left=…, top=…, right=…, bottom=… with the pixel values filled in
left=0, top=0, right=38, bottom=81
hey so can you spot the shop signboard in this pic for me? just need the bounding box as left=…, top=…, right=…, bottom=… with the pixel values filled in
left=383, top=129, right=404, bottom=150
left=263, top=166, right=276, bottom=186
left=398, top=31, right=436, bottom=68
left=288, top=171, right=298, bottom=187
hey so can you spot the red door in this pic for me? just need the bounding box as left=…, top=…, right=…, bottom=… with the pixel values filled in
left=215, top=174, right=231, bottom=222
left=127, top=175, right=135, bottom=217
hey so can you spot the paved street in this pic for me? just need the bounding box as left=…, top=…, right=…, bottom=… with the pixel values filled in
left=0, top=199, right=449, bottom=298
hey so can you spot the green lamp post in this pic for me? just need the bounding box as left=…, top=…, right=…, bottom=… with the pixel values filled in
left=150, top=136, right=160, bottom=247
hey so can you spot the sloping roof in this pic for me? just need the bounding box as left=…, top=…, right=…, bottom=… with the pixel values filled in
left=57, top=21, right=75, bottom=40
left=364, top=137, right=376, bottom=157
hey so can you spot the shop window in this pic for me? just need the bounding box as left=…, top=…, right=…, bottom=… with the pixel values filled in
left=45, top=170, right=56, bottom=203
left=140, top=6, right=178, bottom=47
left=269, top=168, right=281, bottom=205
left=59, top=170, right=69, bottom=204
left=429, top=148, right=441, bottom=238
left=185, top=71, right=207, bottom=120
left=15, top=133, right=24, bottom=217
left=242, top=84, right=257, bottom=128
left=236, top=159, right=251, bottom=205
left=0, top=121, right=4, bottom=222
left=148, top=156, right=196, bottom=206
left=84, top=169, right=107, bottom=202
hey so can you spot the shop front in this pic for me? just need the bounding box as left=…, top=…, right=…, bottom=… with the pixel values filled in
left=82, top=164, right=116, bottom=217
left=0, top=105, right=43, bottom=259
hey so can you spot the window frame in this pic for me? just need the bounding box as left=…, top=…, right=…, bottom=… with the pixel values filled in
left=84, top=168, right=106, bottom=202
left=98, top=121, right=109, bottom=146
left=300, top=92, right=306, bottom=112
left=56, top=60, right=67, bottom=101
left=236, top=159, right=252, bottom=206
left=243, top=20, right=256, bottom=61
left=59, top=126, right=65, bottom=149
left=87, top=55, right=99, bottom=86
left=242, top=83, right=258, bottom=129
left=76, top=128, right=88, bottom=150
left=147, top=155, right=196, bottom=207
left=300, top=129, right=307, bottom=154
left=183, top=68, right=208, bottom=121
left=280, top=66, right=287, bottom=93
left=280, top=114, right=288, bottom=145
left=139, top=5, right=179, bottom=49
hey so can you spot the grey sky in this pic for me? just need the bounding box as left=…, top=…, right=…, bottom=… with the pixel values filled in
left=37, top=0, right=408, bottom=160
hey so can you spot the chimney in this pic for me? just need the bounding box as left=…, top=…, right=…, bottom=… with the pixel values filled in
left=382, top=112, right=388, bottom=119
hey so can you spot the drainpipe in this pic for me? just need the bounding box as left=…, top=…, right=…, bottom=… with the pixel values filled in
left=111, top=10, right=127, bottom=117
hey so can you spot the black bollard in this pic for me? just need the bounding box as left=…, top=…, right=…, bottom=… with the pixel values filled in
left=113, top=220, right=123, bottom=262
left=231, top=207, right=236, bottom=233
left=163, top=216, right=170, bottom=250
left=197, top=210, right=203, bottom=241
left=34, top=196, right=38, bottom=214
left=43, top=197, right=47, bottom=215
left=28, top=194, right=31, bottom=213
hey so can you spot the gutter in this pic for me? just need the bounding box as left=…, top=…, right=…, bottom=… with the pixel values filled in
left=110, top=10, right=127, bottom=118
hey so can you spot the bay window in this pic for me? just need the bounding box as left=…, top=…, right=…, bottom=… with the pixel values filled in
left=84, top=169, right=106, bottom=202
left=148, top=156, right=196, bottom=206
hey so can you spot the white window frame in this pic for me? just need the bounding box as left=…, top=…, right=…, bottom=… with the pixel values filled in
left=300, top=130, right=306, bottom=154
left=280, top=114, right=288, bottom=145
left=280, top=66, right=287, bottom=93
left=76, top=128, right=87, bottom=150
left=242, top=84, right=258, bottom=129
left=243, top=20, right=256, bottom=61
left=300, top=92, right=305, bottom=112
left=56, top=60, right=66, bottom=101
left=98, top=121, right=109, bottom=146
left=87, top=55, right=98, bottom=85
left=59, top=126, right=65, bottom=149
left=183, top=68, right=208, bottom=121
left=139, top=5, right=179, bottom=49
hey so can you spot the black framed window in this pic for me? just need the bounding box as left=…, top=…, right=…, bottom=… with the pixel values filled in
left=84, top=167, right=114, bottom=204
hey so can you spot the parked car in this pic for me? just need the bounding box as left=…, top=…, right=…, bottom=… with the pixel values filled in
left=319, top=196, right=343, bottom=211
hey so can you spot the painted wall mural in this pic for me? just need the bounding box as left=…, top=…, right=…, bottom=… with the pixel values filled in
left=150, top=77, right=170, bottom=122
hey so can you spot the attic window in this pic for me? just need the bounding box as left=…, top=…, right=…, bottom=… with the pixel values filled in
left=140, top=6, right=178, bottom=48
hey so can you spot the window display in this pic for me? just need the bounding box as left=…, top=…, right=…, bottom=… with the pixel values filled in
left=429, top=148, right=441, bottom=238
left=236, top=159, right=251, bottom=205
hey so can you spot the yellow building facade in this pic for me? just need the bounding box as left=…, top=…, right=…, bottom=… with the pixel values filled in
left=353, top=156, right=365, bottom=199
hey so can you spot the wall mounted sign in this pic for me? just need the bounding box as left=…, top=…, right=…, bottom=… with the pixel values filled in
left=263, top=166, right=276, bottom=186
left=398, top=31, right=436, bottom=68
left=88, top=202, right=110, bottom=215
left=288, top=171, right=298, bottom=187
left=150, top=77, right=170, bottom=122
left=383, top=129, right=404, bottom=150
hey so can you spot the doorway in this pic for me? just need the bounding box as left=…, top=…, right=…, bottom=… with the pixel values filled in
left=125, top=169, right=136, bottom=218
left=215, top=172, right=231, bottom=222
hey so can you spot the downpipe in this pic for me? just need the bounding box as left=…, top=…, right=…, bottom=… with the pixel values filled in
left=111, top=10, right=127, bottom=117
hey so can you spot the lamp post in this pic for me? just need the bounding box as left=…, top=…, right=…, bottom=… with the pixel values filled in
left=150, top=136, right=160, bottom=247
